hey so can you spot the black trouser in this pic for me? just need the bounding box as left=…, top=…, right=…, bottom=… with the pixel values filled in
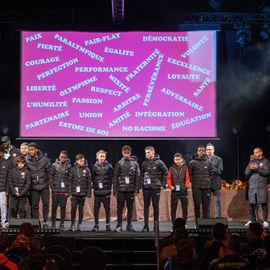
left=192, top=188, right=210, bottom=223
left=171, top=191, right=188, bottom=223
left=249, top=203, right=268, bottom=221
left=27, top=192, right=33, bottom=218
left=10, top=196, right=27, bottom=218
left=117, top=192, right=134, bottom=225
left=94, top=194, right=111, bottom=225
left=31, top=189, right=50, bottom=222
left=51, top=193, right=68, bottom=224
left=71, top=196, right=85, bottom=225
left=143, top=189, right=160, bottom=225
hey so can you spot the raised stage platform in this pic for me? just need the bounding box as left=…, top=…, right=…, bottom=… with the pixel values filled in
left=3, top=221, right=261, bottom=270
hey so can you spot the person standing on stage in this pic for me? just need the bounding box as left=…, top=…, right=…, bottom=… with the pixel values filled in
left=26, top=143, right=51, bottom=228
left=1, top=136, right=20, bottom=162
left=166, top=153, right=190, bottom=225
left=189, top=145, right=214, bottom=227
left=0, top=146, right=12, bottom=229
left=50, top=150, right=71, bottom=230
left=245, top=147, right=270, bottom=228
left=141, top=146, right=168, bottom=232
left=113, top=145, right=140, bottom=232
left=206, top=143, right=223, bottom=218
left=92, top=150, right=113, bottom=232
left=69, top=154, right=91, bottom=232
left=20, top=142, right=33, bottom=217
left=8, top=155, right=31, bottom=219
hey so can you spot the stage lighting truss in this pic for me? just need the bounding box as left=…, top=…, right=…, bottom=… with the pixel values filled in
left=190, top=12, right=270, bottom=26
left=111, top=0, right=125, bottom=24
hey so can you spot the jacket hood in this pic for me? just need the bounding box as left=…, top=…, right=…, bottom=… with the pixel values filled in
left=16, top=164, right=28, bottom=171
left=74, top=160, right=89, bottom=168
left=121, top=155, right=138, bottom=162
left=94, top=160, right=109, bottom=166
left=146, top=154, right=160, bottom=161
left=54, top=158, right=71, bottom=165
left=27, top=150, right=44, bottom=161
left=192, top=154, right=207, bottom=161
left=173, top=159, right=186, bottom=167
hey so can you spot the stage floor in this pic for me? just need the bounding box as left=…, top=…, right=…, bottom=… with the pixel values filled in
left=41, top=220, right=248, bottom=238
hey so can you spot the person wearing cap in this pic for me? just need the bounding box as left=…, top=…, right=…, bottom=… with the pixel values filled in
left=25, top=143, right=51, bottom=229
left=0, top=146, right=11, bottom=229
left=1, top=136, right=20, bottom=162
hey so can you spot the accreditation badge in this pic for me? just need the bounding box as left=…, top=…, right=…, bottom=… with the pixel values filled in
left=98, top=182, right=103, bottom=189
left=125, top=177, right=130, bottom=184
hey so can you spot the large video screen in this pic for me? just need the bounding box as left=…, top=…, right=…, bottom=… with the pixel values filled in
left=20, top=31, right=216, bottom=138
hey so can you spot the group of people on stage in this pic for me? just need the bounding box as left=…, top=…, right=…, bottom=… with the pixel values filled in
left=0, top=135, right=269, bottom=232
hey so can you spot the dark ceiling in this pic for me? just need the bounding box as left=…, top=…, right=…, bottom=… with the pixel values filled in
left=0, top=0, right=268, bottom=20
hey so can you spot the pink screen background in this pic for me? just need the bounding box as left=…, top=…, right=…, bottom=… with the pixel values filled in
left=20, top=31, right=216, bottom=138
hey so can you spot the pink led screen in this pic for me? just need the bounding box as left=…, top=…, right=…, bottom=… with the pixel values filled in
left=21, top=31, right=216, bottom=138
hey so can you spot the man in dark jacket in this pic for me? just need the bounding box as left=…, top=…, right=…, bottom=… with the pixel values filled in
left=1, top=136, right=20, bottom=163
left=26, top=142, right=51, bottom=228
left=141, top=146, right=168, bottom=232
left=69, top=154, right=91, bottom=232
left=206, top=143, right=223, bottom=218
left=92, top=150, right=113, bottom=232
left=0, top=146, right=12, bottom=229
left=8, top=155, right=31, bottom=219
left=50, top=150, right=71, bottom=230
left=113, top=145, right=140, bottom=232
left=189, top=145, right=214, bottom=227
left=245, top=147, right=270, bottom=228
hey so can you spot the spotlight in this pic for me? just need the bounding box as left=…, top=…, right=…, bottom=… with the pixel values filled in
left=260, top=25, right=270, bottom=40
left=236, top=29, right=251, bottom=48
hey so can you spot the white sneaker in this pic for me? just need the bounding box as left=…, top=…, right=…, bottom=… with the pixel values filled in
left=245, top=220, right=252, bottom=227
left=263, top=221, right=269, bottom=228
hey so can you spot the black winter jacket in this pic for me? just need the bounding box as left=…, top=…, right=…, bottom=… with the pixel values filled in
left=207, top=155, right=223, bottom=190
left=8, top=166, right=31, bottom=197
left=92, top=161, right=113, bottom=196
left=69, top=164, right=92, bottom=197
left=113, top=156, right=140, bottom=194
left=0, top=157, right=12, bottom=192
left=26, top=151, right=51, bottom=191
left=141, top=155, right=168, bottom=190
left=50, top=159, right=71, bottom=193
left=245, top=157, right=270, bottom=203
left=189, top=155, right=214, bottom=189
left=167, top=161, right=190, bottom=193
